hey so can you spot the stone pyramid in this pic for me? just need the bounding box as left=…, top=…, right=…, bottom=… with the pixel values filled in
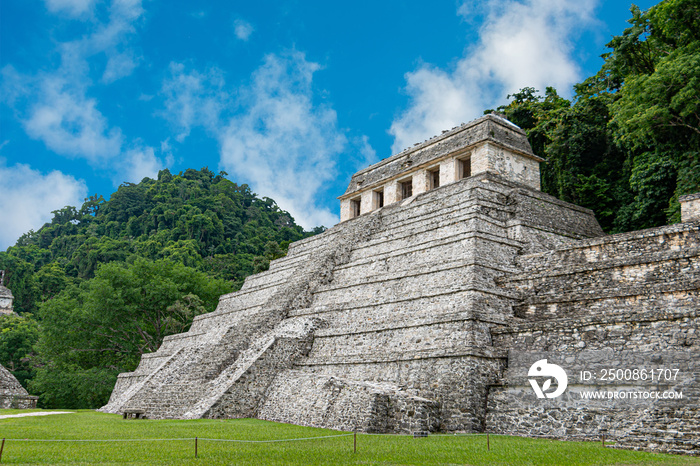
left=101, top=114, right=699, bottom=455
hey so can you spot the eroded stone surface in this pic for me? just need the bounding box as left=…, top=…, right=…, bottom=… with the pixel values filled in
left=0, top=364, right=37, bottom=409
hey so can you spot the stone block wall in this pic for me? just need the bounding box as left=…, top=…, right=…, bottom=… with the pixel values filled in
left=486, top=220, right=700, bottom=455
left=0, top=364, right=37, bottom=409
left=503, top=223, right=699, bottom=319
left=471, top=142, right=541, bottom=190
left=681, top=193, right=700, bottom=223
left=258, top=370, right=440, bottom=433
left=487, top=318, right=700, bottom=454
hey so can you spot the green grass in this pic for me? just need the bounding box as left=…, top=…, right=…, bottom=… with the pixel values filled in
left=0, top=410, right=697, bottom=465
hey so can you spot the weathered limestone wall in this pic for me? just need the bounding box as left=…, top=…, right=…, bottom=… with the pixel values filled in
left=0, top=364, right=37, bottom=409
left=259, top=371, right=441, bottom=433
left=505, top=223, right=699, bottom=318
left=486, top=221, right=700, bottom=455
left=486, top=347, right=699, bottom=453
left=681, top=193, right=700, bottom=223
left=471, top=142, right=541, bottom=190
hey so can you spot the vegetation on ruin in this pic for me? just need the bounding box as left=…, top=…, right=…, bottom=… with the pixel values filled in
left=488, top=0, right=700, bottom=233
left=0, top=411, right=697, bottom=465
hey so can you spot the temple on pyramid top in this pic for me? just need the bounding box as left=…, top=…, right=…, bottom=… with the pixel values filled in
left=0, top=270, right=14, bottom=316
left=339, top=113, right=544, bottom=221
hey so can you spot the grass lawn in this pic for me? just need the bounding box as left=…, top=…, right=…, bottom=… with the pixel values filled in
left=0, top=410, right=697, bottom=465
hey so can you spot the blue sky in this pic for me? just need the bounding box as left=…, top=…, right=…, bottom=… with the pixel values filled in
left=0, top=0, right=658, bottom=248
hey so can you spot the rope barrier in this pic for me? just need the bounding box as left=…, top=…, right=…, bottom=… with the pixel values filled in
left=197, top=433, right=355, bottom=443
left=2, top=433, right=354, bottom=443
left=3, top=438, right=195, bottom=443
left=2, top=430, right=601, bottom=462
left=0, top=429, right=616, bottom=463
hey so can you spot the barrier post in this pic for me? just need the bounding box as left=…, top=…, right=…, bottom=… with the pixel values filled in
left=195, top=437, right=198, bottom=458
left=354, top=432, right=357, bottom=453
left=487, top=433, right=490, bottom=451
left=0, top=438, right=5, bottom=462
left=602, top=434, right=605, bottom=448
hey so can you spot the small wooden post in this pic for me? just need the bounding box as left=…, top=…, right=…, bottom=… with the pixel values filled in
left=195, top=437, right=198, bottom=458
left=353, top=432, right=357, bottom=453
left=487, top=433, right=490, bottom=451
left=602, top=434, right=605, bottom=448
left=0, top=438, right=5, bottom=462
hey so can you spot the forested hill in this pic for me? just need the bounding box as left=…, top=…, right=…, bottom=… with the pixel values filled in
left=0, top=167, right=320, bottom=316
left=489, top=0, right=699, bottom=234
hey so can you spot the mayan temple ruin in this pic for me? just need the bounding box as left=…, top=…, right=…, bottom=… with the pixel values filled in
left=0, top=272, right=38, bottom=409
left=102, top=114, right=699, bottom=455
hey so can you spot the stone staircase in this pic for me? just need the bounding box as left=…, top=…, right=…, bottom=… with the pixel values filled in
left=271, top=176, right=596, bottom=431
left=101, top=212, right=384, bottom=419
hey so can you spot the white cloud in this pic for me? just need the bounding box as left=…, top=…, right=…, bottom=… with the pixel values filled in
left=157, top=52, right=363, bottom=229
left=390, top=0, right=598, bottom=153
left=160, top=63, right=229, bottom=142
left=0, top=160, right=87, bottom=249
left=114, top=146, right=166, bottom=185
left=45, top=0, right=96, bottom=17
left=160, top=138, right=171, bottom=153
left=234, top=19, right=255, bottom=41
left=2, top=0, right=147, bottom=182
left=102, top=51, right=138, bottom=83
left=357, top=135, right=378, bottom=168
left=390, top=67, right=475, bottom=153
left=23, top=76, right=123, bottom=161
left=219, top=51, right=346, bottom=229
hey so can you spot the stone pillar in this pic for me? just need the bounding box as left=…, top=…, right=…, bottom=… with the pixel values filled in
left=361, top=190, right=373, bottom=215
left=385, top=181, right=400, bottom=205
left=440, top=158, right=456, bottom=186
left=680, top=193, right=700, bottom=223
left=470, top=142, right=492, bottom=177
left=372, top=190, right=384, bottom=210
left=412, top=169, right=429, bottom=196
left=340, top=199, right=352, bottom=222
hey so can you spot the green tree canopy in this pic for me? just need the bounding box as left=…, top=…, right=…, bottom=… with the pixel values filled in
left=490, top=0, right=699, bottom=232
left=0, top=168, right=316, bottom=316
left=0, top=314, right=39, bottom=388
left=31, top=258, right=233, bottom=408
